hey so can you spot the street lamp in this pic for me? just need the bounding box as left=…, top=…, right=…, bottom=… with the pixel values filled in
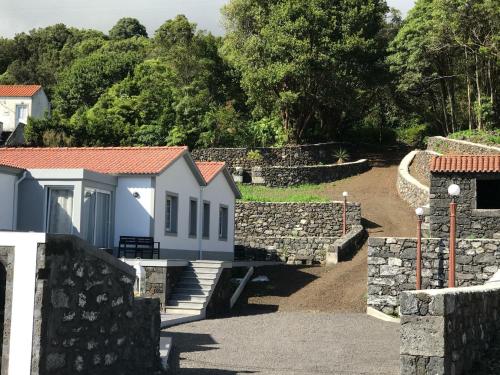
left=448, top=184, right=460, bottom=288
left=415, top=207, right=424, bottom=290
left=342, top=192, right=348, bottom=235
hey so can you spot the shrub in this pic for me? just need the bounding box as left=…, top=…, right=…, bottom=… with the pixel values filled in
left=448, top=129, right=500, bottom=146
left=334, top=148, right=350, bottom=164
left=247, top=149, right=263, bottom=161
left=397, top=124, right=430, bottom=148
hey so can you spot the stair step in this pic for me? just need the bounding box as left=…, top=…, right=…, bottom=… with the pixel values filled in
left=174, top=288, right=210, bottom=295
left=188, top=262, right=221, bottom=269
left=170, top=294, right=208, bottom=303
left=187, top=268, right=220, bottom=276
left=181, top=273, right=217, bottom=281
left=178, top=279, right=215, bottom=287
left=167, top=300, right=205, bottom=309
left=164, top=307, right=203, bottom=315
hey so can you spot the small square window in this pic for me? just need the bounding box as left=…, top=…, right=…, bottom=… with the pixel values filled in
left=476, top=180, right=500, bottom=209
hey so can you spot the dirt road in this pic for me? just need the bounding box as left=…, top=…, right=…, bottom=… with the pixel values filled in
left=237, top=157, right=416, bottom=313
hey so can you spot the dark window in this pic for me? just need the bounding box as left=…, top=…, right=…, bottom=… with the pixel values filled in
left=219, top=205, right=228, bottom=240
left=165, top=194, right=178, bottom=234
left=202, top=202, right=210, bottom=238
left=189, top=199, right=198, bottom=237
left=477, top=180, right=500, bottom=209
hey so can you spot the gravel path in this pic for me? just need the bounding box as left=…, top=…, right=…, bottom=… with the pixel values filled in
left=166, top=312, right=400, bottom=375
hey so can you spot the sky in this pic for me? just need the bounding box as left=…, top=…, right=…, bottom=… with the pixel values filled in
left=0, top=0, right=415, bottom=38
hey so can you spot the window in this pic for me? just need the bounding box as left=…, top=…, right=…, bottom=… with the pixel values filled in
left=202, top=202, right=210, bottom=238
left=83, top=189, right=111, bottom=248
left=477, top=180, right=500, bottom=209
left=189, top=198, right=198, bottom=237
left=47, top=188, right=74, bottom=234
left=165, top=193, right=178, bottom=235
left=219, top=205, right=228, bottom=240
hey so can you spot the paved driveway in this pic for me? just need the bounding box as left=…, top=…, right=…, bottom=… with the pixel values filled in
left=165, top=312, right=400, bottom=375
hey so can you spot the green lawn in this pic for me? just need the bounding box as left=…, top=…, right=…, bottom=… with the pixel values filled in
left=237, top=183, right=330, bottom=203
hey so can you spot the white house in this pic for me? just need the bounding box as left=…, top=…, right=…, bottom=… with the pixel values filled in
left=0, top=85, right=50, bottom=134
left=0, top=146, right=240, bottom=261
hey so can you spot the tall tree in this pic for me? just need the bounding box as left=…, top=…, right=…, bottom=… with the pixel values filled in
left=222, top=0, right=388, bottom=143
left=109, top=17, right=148, bottom=39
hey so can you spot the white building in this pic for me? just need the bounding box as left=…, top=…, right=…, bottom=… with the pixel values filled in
left=0, top=85, right=50, bottom=133
left=0, top=147, right=240, bottom=261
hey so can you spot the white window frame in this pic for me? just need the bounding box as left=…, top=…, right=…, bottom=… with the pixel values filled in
left=45, top=186, right=75, bottom=235
left=83, top=188, right=112, bottom=248
left=188, top=197, right=198, bottom=238
left=202, top=201, right=210, bottom=239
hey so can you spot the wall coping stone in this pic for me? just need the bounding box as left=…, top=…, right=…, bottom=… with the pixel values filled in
left=399, top=151, right=430, bottom=191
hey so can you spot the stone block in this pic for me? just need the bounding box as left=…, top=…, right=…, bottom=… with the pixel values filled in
left=400, top=315, right=445, bottom=357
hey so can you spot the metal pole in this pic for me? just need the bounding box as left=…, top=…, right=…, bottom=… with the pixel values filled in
left=449, top=200, right=457, bottom=288
left=342, top=196, right=347, bottom=236
left=416, top=216, right=422, bottom=290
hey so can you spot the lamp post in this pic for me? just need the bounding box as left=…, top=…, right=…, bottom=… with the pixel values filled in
left=448, top=184, right=460, bottom=288
left=415, top=207, right=424, bottom=290
left=342, top=191, right=348, bottom=235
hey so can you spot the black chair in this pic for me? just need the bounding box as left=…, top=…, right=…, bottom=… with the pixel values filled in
left=118, top=236, right=160, bottom=259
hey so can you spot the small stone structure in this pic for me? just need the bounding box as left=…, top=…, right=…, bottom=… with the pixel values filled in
left=235, top=201, right=362, bottom=263
left=427, top=136, right=500, bottom=155
left=0, top=233, right=162, bottom=375
left=367, top=237, right=500, bottom=316
left=400, top=283, right=500, bottom=374
left=257, top=159, right=370, bottom=187
left=429, top=155, right=500, bottom=239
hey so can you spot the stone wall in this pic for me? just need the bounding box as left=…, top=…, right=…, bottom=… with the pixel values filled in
left=326, top=225, right=366, bottom=265
left=367, top=237, right=500, bottom=316
left=430, top=172, right=500, bottom=239
left=397, top=151, right=430, bottom=209
left=0, top=247, right=14, bottom=375
left=235, top=201, right=362, bottom=263
left=427, top=136, right=500, bottom=155
left=143, top=266, right=184, bottom=309
left=400, top=284, right=500, bottom=375
left=410, top=150, right=441, bottom=186
left=35, top=235, right=162, bottom=375
left=191, top=142, right=352, bottom=172
left=258, top=159, right=370, bottom=187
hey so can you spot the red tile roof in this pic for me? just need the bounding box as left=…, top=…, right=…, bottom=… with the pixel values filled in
left=430, top=155, right=500, bottom=173
left=0, top=147, right=187, bottom=175
left=0, top=85, right=42, bottom=97
left=196, top=162, right=226, bottom=183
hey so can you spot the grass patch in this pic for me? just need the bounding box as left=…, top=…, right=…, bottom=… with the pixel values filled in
left=448, top=129, right=500, bottom=146
left=237, top=183, right=330, bottom=203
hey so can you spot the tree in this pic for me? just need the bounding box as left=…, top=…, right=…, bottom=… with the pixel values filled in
left=109, top=17, right=148, bottom=39
left=222, top=0, right=388, bottom=143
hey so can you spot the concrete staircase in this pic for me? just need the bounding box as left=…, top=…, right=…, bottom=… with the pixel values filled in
left=161, top=260, right=224, bottom=328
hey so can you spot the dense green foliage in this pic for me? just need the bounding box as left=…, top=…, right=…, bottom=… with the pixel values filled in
left=0, top=0, right=498, bottom=148
left=448, top=129, right=500, bottom=146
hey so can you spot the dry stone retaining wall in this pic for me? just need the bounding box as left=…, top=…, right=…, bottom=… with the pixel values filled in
left=410, top=149, right=441, bottom=186
left=397, top=151, right=430, bottom=209
left=258, top=159, right=370, bottom=187
left=400, top=284, right=500, bottom=375
left=367, top=237, right=500, bottom=316
left=235, top=202, right=362, bottom=263
left=427, top=136, right=500, bottom=155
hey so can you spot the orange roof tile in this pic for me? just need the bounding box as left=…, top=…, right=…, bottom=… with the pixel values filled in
left=0, top=146, right=187, bottom=175
left=430, top=155, right=500, bottom=173
left=196, top=161, right=226, bottom=183
left=0, top=85, right=42, bottom=97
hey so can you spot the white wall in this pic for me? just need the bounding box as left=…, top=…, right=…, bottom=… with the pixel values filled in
left=0, top=90, right=49, bottom=132
left=0, top=172, right=17, bottom=230
left=154, top=156, right=201, bottom=251
left=114, top=177, right=154, bottom=246
left=0, top=231, right=46, bottom=375
left=201, top=172, right=236, bottom=254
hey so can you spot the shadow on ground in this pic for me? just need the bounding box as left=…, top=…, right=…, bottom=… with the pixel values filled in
left=168, top=346, right=258, bottom=374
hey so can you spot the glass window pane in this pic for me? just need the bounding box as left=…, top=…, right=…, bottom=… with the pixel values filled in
left=203, top=202, right=210, bottom=238
left=82, top=190, right=96, bottom=244
left=47, top=189, right=74, bottom=234
left=94, top=192, right=110, bottom=248
left=189, top=199, right=197, bottom=237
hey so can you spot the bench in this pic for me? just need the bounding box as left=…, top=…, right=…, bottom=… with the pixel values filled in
left=118, top=236, right=160, bottom=259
